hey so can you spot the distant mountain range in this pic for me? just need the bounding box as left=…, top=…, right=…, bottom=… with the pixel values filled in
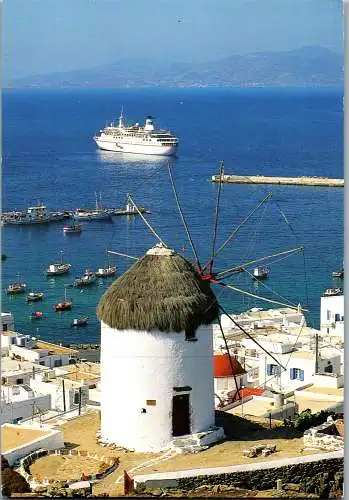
left=7, top=46, right=343, bottom=89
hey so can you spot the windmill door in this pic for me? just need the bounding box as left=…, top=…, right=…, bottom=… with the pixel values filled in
left=172, top=394, right=190, bottom=436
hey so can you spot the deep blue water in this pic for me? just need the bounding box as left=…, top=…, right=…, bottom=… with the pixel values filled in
left=2, top=87, right=343, bottom=344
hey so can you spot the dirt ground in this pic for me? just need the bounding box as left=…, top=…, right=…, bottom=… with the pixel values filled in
left=29, top=455, right=102, bottom=481
left=37, top=410, right=324, bottom=497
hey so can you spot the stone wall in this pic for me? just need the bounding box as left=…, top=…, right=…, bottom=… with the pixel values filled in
left=135, top=452, right=343, bottom=498
left=174, top=457, right=343, bottom=496
left=303, top=420, right=344, bottom=451
left=19, top=448, right=119, bottom=487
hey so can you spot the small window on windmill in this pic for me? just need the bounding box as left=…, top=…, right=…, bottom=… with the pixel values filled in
left=146, top=400, right=156, bottom=406
left=185, top=327, right=197, bottom=342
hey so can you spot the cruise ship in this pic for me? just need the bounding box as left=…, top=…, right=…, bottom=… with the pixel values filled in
left=93, top=111, right=179, bottom=156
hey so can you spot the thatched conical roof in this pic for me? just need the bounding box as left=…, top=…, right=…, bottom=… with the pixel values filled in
left=97, top=244, right=218, bottom=333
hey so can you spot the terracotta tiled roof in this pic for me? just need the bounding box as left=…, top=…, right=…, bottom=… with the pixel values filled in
left=213, top=354, right=246, bottom=377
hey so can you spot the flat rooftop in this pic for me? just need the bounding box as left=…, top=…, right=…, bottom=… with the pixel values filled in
left=2, top=357, right=48, bottom=375
left=35, top=340, right=78, bottom=355
left=230, top=307, right=302, bottom=322
left=297, top=385, right=344, bottom=397
left=59, top=362, right=100, bottom=384
left=1, top=425, right=51, bottom=453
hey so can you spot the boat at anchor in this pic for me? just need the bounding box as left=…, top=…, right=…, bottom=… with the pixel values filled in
left=2, top=203, right=67, bottom=225
left=95, top=265, right=117, bottom=278
left=252, top=266, right=270, bottom=280
left=63, top=224, right=82, bottom=234
left=27, top=292, right=44, bottom=303
left=7, top=282, right=27, bottom=295
left=46, top=251, right=72, bottom=276
left=55, top=287, right=73, bottom=311
left=73, top=192, right=112, bottom=221
left=71, top=317, right=88, bottom=327
left=73, top=270, right=97, bottom=287
left=93, top=109, right=179, bottom=156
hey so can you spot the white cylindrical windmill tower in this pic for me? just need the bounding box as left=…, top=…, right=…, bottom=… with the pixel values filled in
left=97, top=243, right=222, bottom=452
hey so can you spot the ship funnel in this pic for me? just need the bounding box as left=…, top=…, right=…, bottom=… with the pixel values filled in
left=144, top=117, right=155, bottom=131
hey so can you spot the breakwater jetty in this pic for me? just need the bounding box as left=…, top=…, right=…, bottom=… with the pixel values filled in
left=211, top=174, right=344, bottom=187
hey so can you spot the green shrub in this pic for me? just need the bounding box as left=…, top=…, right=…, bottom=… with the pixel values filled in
left=293, top=409, right=337, bottom=432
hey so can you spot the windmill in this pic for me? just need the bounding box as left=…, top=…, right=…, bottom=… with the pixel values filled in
left=107, top=160, right=309, bottom=403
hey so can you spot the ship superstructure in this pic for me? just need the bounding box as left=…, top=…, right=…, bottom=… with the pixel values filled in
left=93, top=110, right=179, bottom=156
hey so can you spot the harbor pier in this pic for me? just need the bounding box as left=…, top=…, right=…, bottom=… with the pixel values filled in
left=211, top=174, right=344, bottom=188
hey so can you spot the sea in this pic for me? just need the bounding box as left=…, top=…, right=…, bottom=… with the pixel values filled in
left=2, top=87, right=344, bottom=345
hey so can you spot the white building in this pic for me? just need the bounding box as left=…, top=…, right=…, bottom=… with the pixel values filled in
left=97, top=244, right=224, bottom=452
left=259, top=347, right=342, bottom=393
left=9, top=339, right=78, bottom=368
left=320, top=293, right=344, bottom=341
left=1, top=357, right=48, bottom=386
left=0, top=383, right=51, bottom=425
left=1, top=312, right=15, bottom=332
left=29, top=371, right=89, bottom=412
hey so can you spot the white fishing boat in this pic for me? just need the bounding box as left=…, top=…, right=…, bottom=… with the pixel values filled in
left=93, top=110, right=179, bottom=156
left=73, top=192, right=112, bottom=221
left=46, top=251, right=72, bottom=276
left=252, top=266, right=270, bottom=280
left=74, top=270, right=97, bottom=287
left=95, top=265, right=117, bottom=278
left=27, top=292, right=44, bottom=303
left=323, top=287, right=342, bottom=297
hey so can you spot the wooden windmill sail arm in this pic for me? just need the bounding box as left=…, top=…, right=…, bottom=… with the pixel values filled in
left=209, top=191, right=273, bottom=265
left=127, top=194, right=168, bottom=247
left=218, top=304, right=286, bottom=370
left=217, top=281, right=308, bottom=312
left=206, top=160, right=224, bottom=273
left=167, top=162, right=202, bottom=270
left=107, top=250, right=139, bottom=261
left=216, top=246, right=304, bottom=278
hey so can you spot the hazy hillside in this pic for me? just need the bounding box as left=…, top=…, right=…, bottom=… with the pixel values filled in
left=7, top=46, right=343, bottom=88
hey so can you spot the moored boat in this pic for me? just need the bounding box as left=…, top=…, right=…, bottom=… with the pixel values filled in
left=63, top=224, right=82, bottom=234
left=27, top=292, right=44, bottom=303
left=93, top=110, right=179, bottom=156
left=323, top=287, right=343, bottom=297
left=73, top=270, right=97, bottom=287
left=55, top=287, right=73, bottom=311
left=1, top=203, right=66, bottom=225
left=332, top=269, right=344, bottom=279
left=252, top=266, right=270, bottom=280
left=55, top=300, right=73, bottom=311
left=30, top=311, right=43, bottom=320
left=95, top=265, right=117, bottom=277
left=71, top=317, right=88, bottom=327
left=73, top=192, right=112, bottom=221
left=46, top=251, right=72, bottom=276
left=73, top=208, right=111, bottom=221
left=7, top=282, right=27, bottom=295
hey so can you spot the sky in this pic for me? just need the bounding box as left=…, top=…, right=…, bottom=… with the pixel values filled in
left=3, top=0, right=344, bottom=82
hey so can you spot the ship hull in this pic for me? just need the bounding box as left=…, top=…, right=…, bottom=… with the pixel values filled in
left=94, top=137, right=177, bottom=156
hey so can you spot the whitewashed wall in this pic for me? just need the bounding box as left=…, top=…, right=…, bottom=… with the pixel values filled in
left=320, top=295, right=344, bottom=336
left=100, top=323, right=215, bottom=452
left=0, top=394, right=51, bottom=425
